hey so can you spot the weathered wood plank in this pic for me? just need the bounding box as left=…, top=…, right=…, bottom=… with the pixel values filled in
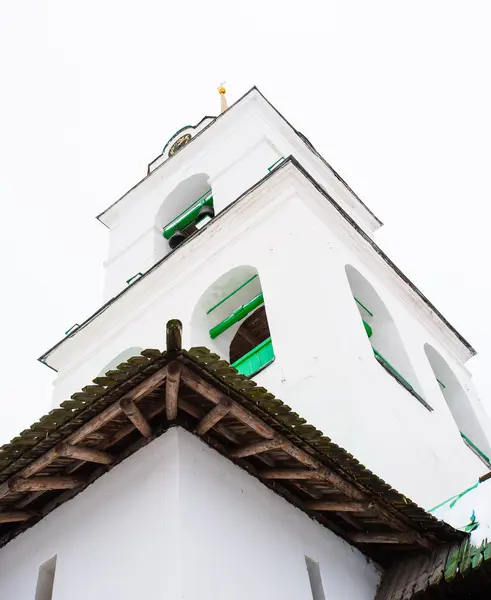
left=120, top=398, right=152, bottom=438
left=230, top=437, right=283, bottom=458
left=260, top=469, right=326, bottom=480
left=9, top=476, right=84, bottom=492
left=0, top=511, right=35, bottom=523
left=305, top=501, right=369, bottom=512
left=195, top=400, right=232, bottom=435
left=58, top=444, right=114, bottom=465
left=428, top=543, right=454, bottom=587
left=165, top=361, right=182, bottom=420
left=351, top=532, right=420, bottom=545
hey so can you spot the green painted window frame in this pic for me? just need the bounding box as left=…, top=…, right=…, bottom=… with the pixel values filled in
left=162, top=189, right=213, bottom=240
left=231, top=337, right=275, bottom=377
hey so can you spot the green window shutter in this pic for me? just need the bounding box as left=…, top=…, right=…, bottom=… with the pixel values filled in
left=231, top=337, right=275, bottom=377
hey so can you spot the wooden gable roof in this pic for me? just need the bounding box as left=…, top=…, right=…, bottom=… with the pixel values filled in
left=0, top=321, right=464, bottom=567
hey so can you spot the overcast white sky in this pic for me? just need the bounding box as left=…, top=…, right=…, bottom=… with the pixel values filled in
left=0, top=1, right=489, bottom=445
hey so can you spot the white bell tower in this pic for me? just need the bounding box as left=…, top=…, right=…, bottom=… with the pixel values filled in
left=39, top=86, right=491, bottom=511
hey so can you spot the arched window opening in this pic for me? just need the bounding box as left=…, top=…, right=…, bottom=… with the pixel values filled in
left=97, top=347, right=143, bottom=378
left=345, top=265, right=429, bottom=409
left=424, top=344, right=491, bottom=465
left=192, top=267, right=275, bottom=377
left=154, top=173, right=214, bottom=260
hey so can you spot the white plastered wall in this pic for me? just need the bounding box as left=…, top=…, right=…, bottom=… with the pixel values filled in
left=0, top=429, right=182, bottom=600
left=45, top=164, right=490, bottom=509
left=0, top=428, right=381, bottom=600
left=178, top=428, right=381, bottom=600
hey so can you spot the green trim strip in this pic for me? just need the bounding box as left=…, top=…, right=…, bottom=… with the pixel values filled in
left=354, top=297, right=373, bottom=317
left=209, top=293, right=264, bottom=339
left=437, top=378, right=446, bottom=389
left=372, top=347, right=413, bottom=390
left=206, top=275, right=258, bottom=315
left=267, top=157, right=285, bottom=172
left=126, top=272, right=143, bottom=285
left=162, top=190, right=213, bottom=239
left=372, top=346, right=432, bottom=410
left=64, top=324, right=80, bottom=336
left=461, top=431, right=491, bottom=463
left=363, top=320, right=373, bottom=338
left=231, top=337, right=275, bottom=377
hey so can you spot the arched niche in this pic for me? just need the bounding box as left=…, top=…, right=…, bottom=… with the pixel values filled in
left=191, top=266, right=274, bottom=377
left=97, top=347, right=143, bottom=378
left=154, top=173, right=212, bottom=261
left=345, top=264, right=424, bottom=399
left=424, top=343, right=491, bottom=462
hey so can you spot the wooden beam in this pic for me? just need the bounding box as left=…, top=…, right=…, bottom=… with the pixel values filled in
left=120, top=399, right=152, bottom=438
left=260, top=469, right=326, bottom=480
left=230, top=437, right=283, bottom=458
left=165, top=361, right=182, bottom=420
left=9, top=476, right=84, bottom=493
left=181, top=366, right=276, bottom=439
left=178, top=399, right=239, bottom=444
left=195, top=400, right=232, bottom=435
left=58, top=444, right=114, bottom=465
left=0, top=364, right=169, bottom=501
left=0, top=511, right=35, bottom=523
left=305, top=501, right=369, bottom=512
left=351, top=532, right=420, bottom=544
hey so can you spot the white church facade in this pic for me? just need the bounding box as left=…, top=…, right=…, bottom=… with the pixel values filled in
left=0, top=87, right=490, bottom=599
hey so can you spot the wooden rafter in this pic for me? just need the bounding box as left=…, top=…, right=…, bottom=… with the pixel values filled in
left=0, top=511, right=35, bottom=523
left=195, top=400, right=232, bottom=435
left=58, top=444, right=114, bottom=465
left=165, top=361, right=182, bottom=420
left=305, top=501, right=370, bottom=512
left=230, top=437, right=283, bottom=458
left=9, top=476, right=84, bottom=493
left=351, top=532, right=421, bottom=545
left=120, top=399, right=152, bottom=438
